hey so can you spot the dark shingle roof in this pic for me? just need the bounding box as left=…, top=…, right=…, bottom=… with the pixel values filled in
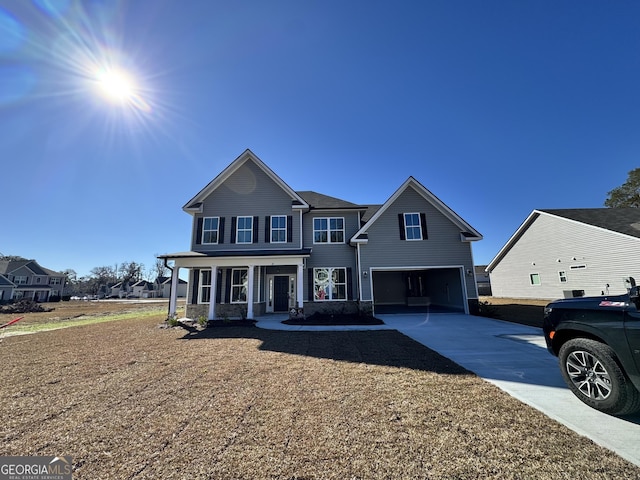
left=296, top=191, right=362, bottom=210
left=541, top=208, right=640, bottom=239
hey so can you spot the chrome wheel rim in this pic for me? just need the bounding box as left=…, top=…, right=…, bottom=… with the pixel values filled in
left=565, top=350, right=612, bottom=400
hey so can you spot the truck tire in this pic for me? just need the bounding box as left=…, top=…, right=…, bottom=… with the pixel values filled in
left=558, top=338, right=640, bottom=416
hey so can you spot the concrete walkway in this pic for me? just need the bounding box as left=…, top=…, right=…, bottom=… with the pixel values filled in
left=255, top=312, right=640, bottom=467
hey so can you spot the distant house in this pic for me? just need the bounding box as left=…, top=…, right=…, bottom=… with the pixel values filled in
left=132, top=280, right=154, bottom=298
left=0, top=274, right=15, bottom=302
left=474, top=265, right=492, bottom=296
left=154, top=276, right=187, bottom=298
left=0, top=259, right=67, bottom=302
left=159, top=149, right=482, bottom=320
left=486, top=208, right=640, bottom=299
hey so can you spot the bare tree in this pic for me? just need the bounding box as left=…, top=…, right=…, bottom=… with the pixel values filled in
left=151, top=255, right=169, bottom=281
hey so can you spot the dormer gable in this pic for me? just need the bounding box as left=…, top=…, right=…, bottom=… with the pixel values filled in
left=350, top=176, right=482, bottom=244
left=183, top=149, right=309, bottom=215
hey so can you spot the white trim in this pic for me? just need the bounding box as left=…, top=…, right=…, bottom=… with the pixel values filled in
left=403, top=212, right=423, bottom=241
left=270, top=215, right=287, bottom=243
left=236, top=216, right=253, bottom=244
left=202, top=216, right=220, bottom=244
left=313, top=217, right=345, bottom=244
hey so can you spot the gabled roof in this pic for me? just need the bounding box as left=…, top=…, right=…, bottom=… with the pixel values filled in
left=296, top=191, right=363, bottom=210
left=486, top=208, right=640, bottom=272
left=0, top=273, right=15, bottom=287
left=183, top=149, right=309, bottom=214
left=350, top=177, right=482, bottom=243
left=0, top=259, right=48, bottom=276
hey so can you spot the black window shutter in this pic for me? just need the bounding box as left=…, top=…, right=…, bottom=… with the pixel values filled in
left=195, top=218, right=203, bottom=245
left=398, top=214, right=406, bottom=240
left=265, top=216, right=271, bottom=243
left=225, top=269, right=232, bottom=303
left=216, top=269, right=222, bottom=303
left=219, top=217, right=225, bottom=244
left=347, top=267, right=353, bottom=300
left=230, top=217, right=237, bottom=244
left=253, top=216, right=259, bottom=243
left=191, top=269, right=200, bottom=304
left=287, top=215, right=293, bottom=243
left=420, top=213, right=428, bottom=240
left=307, top=269, right=314, bottom=301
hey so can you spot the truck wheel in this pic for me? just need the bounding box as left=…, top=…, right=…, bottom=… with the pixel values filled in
left=558, top=338, right=640, bottom=415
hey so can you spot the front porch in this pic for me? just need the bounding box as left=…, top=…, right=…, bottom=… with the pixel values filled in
left=161, top=251, right=309, bottom=321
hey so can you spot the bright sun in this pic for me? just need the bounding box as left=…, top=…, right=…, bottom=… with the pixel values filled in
left=95, top=67, right=137, bottom=103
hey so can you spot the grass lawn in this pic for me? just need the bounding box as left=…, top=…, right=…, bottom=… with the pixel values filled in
left=1, top=308, right=639, bottom=479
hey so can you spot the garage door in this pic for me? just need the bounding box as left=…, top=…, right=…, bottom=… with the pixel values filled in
left=372, top=268, right=466, bottom=314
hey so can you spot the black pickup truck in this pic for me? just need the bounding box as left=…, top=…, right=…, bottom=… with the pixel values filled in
left=543, top=285, right=640, bottom=415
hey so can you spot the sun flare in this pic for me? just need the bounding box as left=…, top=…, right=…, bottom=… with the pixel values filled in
left=95, top=67, right=136, bottom=102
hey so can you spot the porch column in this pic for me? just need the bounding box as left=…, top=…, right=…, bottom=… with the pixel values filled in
left=297, top=263, right=304, bottom=309
left=169, top=266, right=180, bottom=318
left=208, top=266, right=217, bottom=320
left=247, top=264, right=255, bottom=319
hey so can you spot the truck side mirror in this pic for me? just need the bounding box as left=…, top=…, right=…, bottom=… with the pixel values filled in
left=630, top=286, right=640, bottom=309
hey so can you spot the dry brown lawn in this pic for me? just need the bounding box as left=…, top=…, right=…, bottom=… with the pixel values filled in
left=1, top=305, right=639, bottom=479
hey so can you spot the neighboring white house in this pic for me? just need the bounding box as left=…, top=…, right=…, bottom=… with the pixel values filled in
left=486, top=208, right=640, bottom=300
left=154, top=276, right=187, bottom=298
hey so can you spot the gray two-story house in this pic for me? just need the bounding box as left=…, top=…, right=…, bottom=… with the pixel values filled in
left=0, top=259, right=67, bottom=301
left=160, top=150, right=482, bottom=320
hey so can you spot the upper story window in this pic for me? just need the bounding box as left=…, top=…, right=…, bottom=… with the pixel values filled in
left=49, top=277, right=62, bottom=285
left=271, top=215, right=287, bottom=243
left=236, top=216, right=253, bottom=243
left=313, top=217, right=344, bottom=244
left=13, top=276, right=28, bottom=285
left=202, top=217, right=220, bottom=244
left=404, top=213, right=422, bottom=240
left=398, top=212, right=428, bottom=240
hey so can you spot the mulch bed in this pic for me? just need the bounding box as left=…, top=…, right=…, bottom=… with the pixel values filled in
left=283, top=313, right=385, bottom=326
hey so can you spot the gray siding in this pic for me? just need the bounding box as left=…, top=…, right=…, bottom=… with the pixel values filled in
left=191, top=160, right=301, bottom=251
left=490, top=214, right=640, bottom=299
left=359, top=186, right=476, bottom=300
left=303, top=211, right=359, bottom=300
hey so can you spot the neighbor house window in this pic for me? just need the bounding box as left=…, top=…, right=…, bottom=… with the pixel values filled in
left=231, top=268, right=248, bottom=303
left=200, top=270, right=211, bottom=303
left=236, top=217, right=253, bottom=243
left=49, top=277, right=61, bottom=285
left=313, top=218, right=344, bottom=243
left=404, top=213, right=422, bottom=240
left=271, top=215, right=287, bottom=243
left=313, top=267, right=346, bottom=301
left=202, top=217, right=220, bottom=244
left=13, top=276, right=27, bottom=285
left=559, top=271, right=567, bottom=283
left=530, top=273, right=541, bottom=285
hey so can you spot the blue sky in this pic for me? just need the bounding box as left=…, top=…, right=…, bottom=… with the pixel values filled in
left=1, top=0, right=639, bottom=279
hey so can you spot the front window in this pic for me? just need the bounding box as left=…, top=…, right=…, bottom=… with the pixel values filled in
left=313, top=217, right=344, bottom=243
left=404, top=213, right=422, bottom=240
left=314, top=267, right=347, bottom=301
left=13, top=276, right=27, bottom=285
left=202, top=217, right=220, bottom=244
left=200, top=270, right=211, bottom=303
left=530, top=273, right=541, bottom=286
left=231, top=268, right=248, bottom=303
left=236, top=217, right=253, bottom=243
left=49, top=277, right=61, bottom=285
left=271, top=215, right=287, bottom=243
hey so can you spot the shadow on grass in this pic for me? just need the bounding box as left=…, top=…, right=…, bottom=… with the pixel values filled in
left=178, top=326, right=471, bottom=376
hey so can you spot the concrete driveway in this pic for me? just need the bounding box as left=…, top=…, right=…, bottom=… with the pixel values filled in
left=256, top=312, right=640, bottom=467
